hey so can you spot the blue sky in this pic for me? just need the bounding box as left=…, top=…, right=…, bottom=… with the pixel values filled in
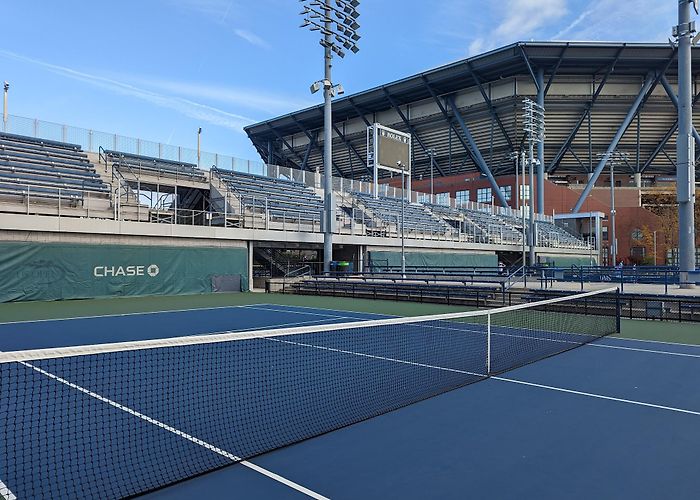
left=0, top=0, right=677, bottom=162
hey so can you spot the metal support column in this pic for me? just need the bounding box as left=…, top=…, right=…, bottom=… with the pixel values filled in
left=448, top=96, right=509, bottom=207
left=572, top=72, right=655, bottom=213
left=528, top=139, right=536, bottom=266
left=322, top=15, right=334, bottom=274
left=675, top=0, right=697, bottom=287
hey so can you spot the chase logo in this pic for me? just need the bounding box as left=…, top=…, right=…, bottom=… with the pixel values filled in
left=93, top=264, right=161, bottom=278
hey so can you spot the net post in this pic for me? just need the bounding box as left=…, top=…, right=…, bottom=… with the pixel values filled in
left=486, top=312, right=492, bottom=375
left=615, top=288, right=622, bottom=334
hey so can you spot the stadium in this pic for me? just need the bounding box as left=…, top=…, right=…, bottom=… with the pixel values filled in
left=1, top=2, right=700, bottom=500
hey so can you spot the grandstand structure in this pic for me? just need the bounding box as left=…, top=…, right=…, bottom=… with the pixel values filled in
left=0, top=115, right=592, bottom=301
left=245, top=41, right=700, bottom=265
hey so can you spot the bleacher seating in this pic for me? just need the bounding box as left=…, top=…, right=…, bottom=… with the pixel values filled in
left=536, top=220, right=588, bottom=249
left=0, top=132, right=109, bottom=201
left=353, top=192, right=449, bottom=234
left=462, top=208, right=523, bottom=244
left=104, top=150, right=206, bottom=182
left=214, top=168, right=324, bottom=221
left=422, top=203, right=490, bottom=241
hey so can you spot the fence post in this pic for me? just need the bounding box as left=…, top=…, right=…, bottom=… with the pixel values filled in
left=615, top=288, right=621, bottom=333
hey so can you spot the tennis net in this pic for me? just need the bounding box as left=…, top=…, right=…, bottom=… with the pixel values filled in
left=0, top=287, right=619, bottom=499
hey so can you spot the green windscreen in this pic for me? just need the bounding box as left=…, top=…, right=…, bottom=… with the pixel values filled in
left=0, top=242, right=248, bottom=302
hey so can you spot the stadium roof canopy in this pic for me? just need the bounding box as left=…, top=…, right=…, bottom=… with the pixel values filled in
left=245, top=41, right=700, bottom=182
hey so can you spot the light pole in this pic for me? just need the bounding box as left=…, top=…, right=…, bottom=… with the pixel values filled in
left=197, top=127, right=202, bottom=168
left=520, top=151, right=527, bottom=271
left=426, top=148, right=435, bottom=203
left=597, top=151, right=629, bottom=266
left=398, top=161, right=406, bottom=276
left=300, top=0, right=361, bottom=275
left=523, top=98, right=545, bottom=266
left=674, top=0, right=697, bottom=287
left=508, top=151, right=520, bottom=210
left=3, top=81, right=8, bottom=132
left=653, top=230, right=658, bottom=265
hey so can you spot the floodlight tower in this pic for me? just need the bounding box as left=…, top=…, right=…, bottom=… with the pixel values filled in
left=522, top=98, right=545, bottom=266
left=597, top=151, right=629, bottom=266
left=300, top=0, right=361, bottom=274
left=674, top=0, right=697, bottom=287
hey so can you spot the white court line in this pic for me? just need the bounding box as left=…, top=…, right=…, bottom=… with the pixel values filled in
left=589, top=343, right=700, bottom=359
left=606, top=336, right=700, bottom=349
left=282, top=313, right=700, bottom=362
left=242, top=305, right=383, bottom=322
left=254, top=306, right=693, bottom=361
left=15, top=361, right=329, bottom=500
left=272, top=303, right=700, bottom=352
left=0, top=479, right=16, bottom=500
left=0, top=304, right=254, bottom=325
left=269, top=337, right=485, bottom=378
left=492, top=376, right=700, bottom=416
left=249, top=303, right=391, bottom=318
left=271, top=337, right=700, bottom=418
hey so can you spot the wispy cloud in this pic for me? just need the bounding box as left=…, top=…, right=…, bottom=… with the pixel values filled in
left=233, top=28, right=270, bottom=49
left=552, top=8, right=594, bottom=40
left=121, top=76, right=314, bottom=115
left=549, top=0, right=673, bottom=42
left=468, top=0, right=567, bottom=55
left=167, top=0, right=233, bottom=19
left=167, top=0, right=270, bottom=49
left=0, top=49, right=256, bottom=132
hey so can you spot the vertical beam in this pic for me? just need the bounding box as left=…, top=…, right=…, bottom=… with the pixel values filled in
left=536, top=67, right=545, bottom=214
left=572, top=72, right=655, bottom=212
left=322, top=0, right=333, bottom=274
left=301, top=135, right=314, bottom=171
left=676, top=0, right=697, bottom=285
left=448, top=96, right=509, bottom=207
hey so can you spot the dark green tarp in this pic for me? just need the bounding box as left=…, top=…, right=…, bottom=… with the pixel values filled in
left=0, top=242, right=248, bottom=302
left=368, top=251, right=497, bottom=270
left=540, top=255, right=596, bottom=267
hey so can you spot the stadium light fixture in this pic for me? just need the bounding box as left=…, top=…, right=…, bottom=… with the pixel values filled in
left=299, top=0, right=360, bottom=274
left=522, top=98, right=545, bottom=267
left=597, top=151, right=629, bottom=267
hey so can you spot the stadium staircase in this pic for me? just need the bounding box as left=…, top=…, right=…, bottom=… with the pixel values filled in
left=253, top=247, right=299, bottom=277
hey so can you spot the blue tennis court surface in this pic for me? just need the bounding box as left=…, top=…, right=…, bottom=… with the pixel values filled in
left=1, top=304, right=699, bottom=499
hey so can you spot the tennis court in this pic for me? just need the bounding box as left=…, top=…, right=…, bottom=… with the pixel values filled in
left=1, top=292, right=699, bottom=499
